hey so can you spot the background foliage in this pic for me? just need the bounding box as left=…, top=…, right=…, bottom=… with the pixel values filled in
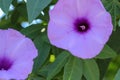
left=0, top=0, right=120, bottom=80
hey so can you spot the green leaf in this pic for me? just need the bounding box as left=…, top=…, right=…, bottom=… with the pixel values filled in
left=28, top=74, right=46, bottom=80
left=118, top=19, right=120, bottom=27
left=38, top=7, right=49, bottom=22
left=28, top=76, right=45, bottom=80
left=51, top=46, right=63, bottom=55
left=114, top=69, right=120, bottom=80
left=83, top=59, right=99, bottom=80
left=104, top=55, right=120, bottom=80
left=33, top=34, right=51, bottom=72
left=47, top=51, right=70, bottom=80
left=21, top=24, right=45, bottom=39
left=38, top=64, right=51, bottom=78
left=96, top=45, right=117, bottom=59
left=108, top=27, right=120, bottom=53
left=27, top=0, right=52, bottom=23
left=102, top=0, right=120, bottom=31
left=0, top=0, right=12, bottom=14
left=11, top=3, right=28, bottom=24
left=96, top=59, right=111, bottom=80
left=63, top=56, right=83, bottom=80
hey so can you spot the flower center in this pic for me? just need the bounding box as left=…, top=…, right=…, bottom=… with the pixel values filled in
left=74, top=18, right=90, bottom=33
left=0, top=57, right=13, bottom=70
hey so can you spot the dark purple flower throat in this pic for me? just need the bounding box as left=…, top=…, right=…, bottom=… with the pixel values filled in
left=0, top=57, right=13, bottom=70
left=74, top=18, right=90, bottom=33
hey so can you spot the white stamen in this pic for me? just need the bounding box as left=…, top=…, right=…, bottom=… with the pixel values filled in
left=79, top=25, right=86, bottom=30
left=41, top=28, right=46, bottom=32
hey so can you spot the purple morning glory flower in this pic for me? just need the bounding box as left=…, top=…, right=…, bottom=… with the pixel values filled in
left=0, top=29, right=37, bottom=79
left=48, top=0, right=113, bottom=59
